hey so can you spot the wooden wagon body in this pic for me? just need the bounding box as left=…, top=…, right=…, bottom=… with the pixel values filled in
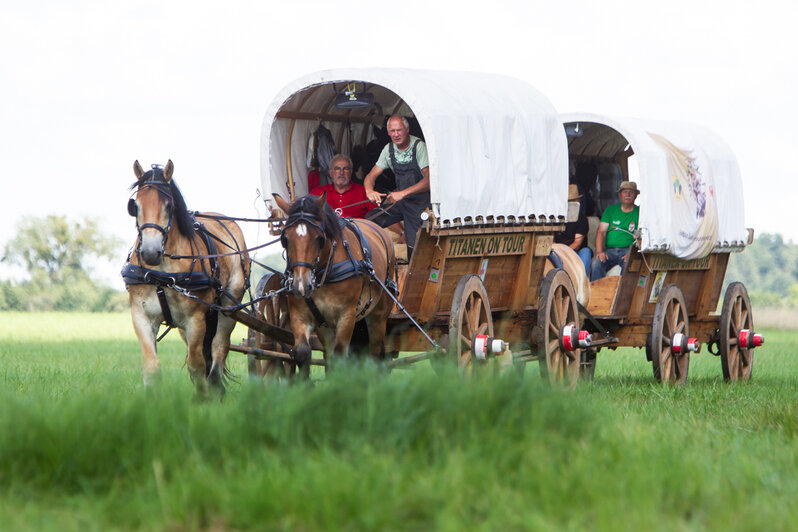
left=561, top=113, right=760, bottom=382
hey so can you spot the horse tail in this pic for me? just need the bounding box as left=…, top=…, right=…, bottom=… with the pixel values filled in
left=202, top=308, right=218, bottom=377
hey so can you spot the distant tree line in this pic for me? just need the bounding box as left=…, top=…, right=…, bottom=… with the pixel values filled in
left=725, top=233, right=798, bottom=307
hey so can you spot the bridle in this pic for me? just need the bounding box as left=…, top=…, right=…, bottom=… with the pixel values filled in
left=128, top=165, right=175, bottom=253
left=279, top=197, right=335, bottom=291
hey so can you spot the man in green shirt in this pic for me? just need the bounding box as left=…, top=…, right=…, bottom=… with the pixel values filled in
left=590, top=181, right=640, bottom=281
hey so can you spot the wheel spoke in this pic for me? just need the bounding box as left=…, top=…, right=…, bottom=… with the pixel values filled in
left=741, top=347, right=752, bottom=368
left=665, top=302, right=675, bottom=334
left=547, top=338, right=559, bottom=355
left=464, top=296, right=475, bottom=333
left=560, top=292, right=572, bottom=326
left=729, top=346, right=739, bottom=377
left=459, top=332, right=471, bottom=347
left=739, top=308, right=749, bottom=329
left=552, top=292, right=563, bottom=327
left=733, top=298, right=742, bottom=327
left=548, top=319, right=559, bottom=337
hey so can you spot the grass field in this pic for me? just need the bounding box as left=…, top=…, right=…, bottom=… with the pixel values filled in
left=1, top=312, right=797, bottom=531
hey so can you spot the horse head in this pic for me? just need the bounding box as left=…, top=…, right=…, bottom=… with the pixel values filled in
left=129, top=159, right=191, bottom=266
left=273, top=192, right=340, bottom=298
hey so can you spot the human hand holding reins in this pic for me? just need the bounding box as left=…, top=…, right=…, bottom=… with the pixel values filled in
left=366, top=188, right=385, bottom=205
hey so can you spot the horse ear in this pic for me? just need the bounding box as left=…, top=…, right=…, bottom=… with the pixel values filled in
left=164, top=160, right=174, bottom=182
left=133, top=160, right=144, bottom=180
left=272, top=193, right=291, bottom=214
left=316, top=191, right=327, bottom=210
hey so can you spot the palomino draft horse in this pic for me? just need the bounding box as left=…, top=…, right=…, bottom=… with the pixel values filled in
left=123, top=160, right=250, bottom=396
left=272, top=193, right=396, bottom=377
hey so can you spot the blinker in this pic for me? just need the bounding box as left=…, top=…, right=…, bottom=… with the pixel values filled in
left=128, top=198, right=138, bottom=217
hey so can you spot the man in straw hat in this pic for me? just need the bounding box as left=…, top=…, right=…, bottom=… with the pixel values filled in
left=591, top=181, right=640, bottom=281
left=555, top=183, right=592, bottom=274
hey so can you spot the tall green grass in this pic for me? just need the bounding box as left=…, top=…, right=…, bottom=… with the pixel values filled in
left=1, top=312, right=797, bottom=531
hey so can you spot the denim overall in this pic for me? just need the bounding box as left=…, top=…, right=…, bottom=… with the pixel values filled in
left=373, top=139, right=430, bottom=253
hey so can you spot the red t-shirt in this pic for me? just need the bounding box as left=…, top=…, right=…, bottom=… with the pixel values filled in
left=310, top=183, right=376, bottom=218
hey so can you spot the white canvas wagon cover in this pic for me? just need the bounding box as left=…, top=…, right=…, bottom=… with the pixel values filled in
left=260, top=69, right=569, bottom=225
left=562, top=113, right=748, bottom=258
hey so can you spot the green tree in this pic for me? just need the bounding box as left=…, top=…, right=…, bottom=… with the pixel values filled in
left=2, top=215, right=121, bottom=284
left=1, top=215, right=125, bottom=311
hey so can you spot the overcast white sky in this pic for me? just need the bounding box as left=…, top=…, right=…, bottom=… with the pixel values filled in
left=1, top=0, right=796, bottom=286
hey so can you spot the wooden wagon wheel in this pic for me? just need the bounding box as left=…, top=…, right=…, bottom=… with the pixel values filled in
left=250, top=272, right=295, bottom=380
left=650, top=284, right=690, bottom=385
left=535, top=269, right=580, bottom=388
left=448, top=274, right=494, bottom=374
left=719, top=282, right=754, bottom=381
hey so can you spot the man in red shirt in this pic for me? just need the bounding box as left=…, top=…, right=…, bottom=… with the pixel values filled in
left=310, top=154, right=376, bottom=218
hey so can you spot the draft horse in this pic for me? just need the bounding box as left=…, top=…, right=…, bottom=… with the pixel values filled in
left=123, top=160, right=250, bottom=396
left=272, top=193, right=397, bottom=378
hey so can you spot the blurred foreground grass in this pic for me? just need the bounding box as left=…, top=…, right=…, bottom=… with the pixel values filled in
left=1, top=312, right=797, bottom=531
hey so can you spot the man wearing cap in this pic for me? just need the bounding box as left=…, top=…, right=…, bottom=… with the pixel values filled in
left=590, top=181, right=640, bottom=281
left=363, top=115, right=430, bottom=255
left=555, top=183, right=592, bottom=274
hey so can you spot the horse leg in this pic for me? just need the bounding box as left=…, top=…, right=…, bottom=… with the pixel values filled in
left=183, top=313, right=211, bottom=398
left=288, top=310, right=315, bottom=380
left=207, top=313, right=238, bottom=395
left=128, top=287, right=163, bottom=386
left=331, top=311, right=357, bottom=362
left=364, top=297, right=390, bottom=362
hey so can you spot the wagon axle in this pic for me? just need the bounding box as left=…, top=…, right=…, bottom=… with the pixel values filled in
left=671, top=333, right=700, bottom=355
left=738, top=329, right=764, bottom=349
left=473, top=334, right=509, bottom=360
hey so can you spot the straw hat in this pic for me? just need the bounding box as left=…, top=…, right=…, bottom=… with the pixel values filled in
left=567, top=184, right=582, bottom=201
left=618, top=181, right=640, bottom=194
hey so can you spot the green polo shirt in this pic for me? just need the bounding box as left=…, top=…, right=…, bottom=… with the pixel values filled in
left=601, top=203, right=639, bottom=249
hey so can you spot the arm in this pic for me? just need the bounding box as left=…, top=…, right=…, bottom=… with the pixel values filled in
left=386, top=167, right=430, bottom=203
left=595, top=221, right=609, bottom=262
left=569, top=234, right=585, bottom=251
left=363, top=165, right=385, bottom=204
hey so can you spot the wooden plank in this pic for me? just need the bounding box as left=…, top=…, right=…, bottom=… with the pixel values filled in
left=275, top=110, right=377, bottom=124
left=695, top=254, right=729, bottom=318
left=397, top=231, right=437, bottom=315
left=510, top=233, right=535, bottom=310
left=417, top=241, right=447, bottom=321
left=586, top=276, right=621, bottom=316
